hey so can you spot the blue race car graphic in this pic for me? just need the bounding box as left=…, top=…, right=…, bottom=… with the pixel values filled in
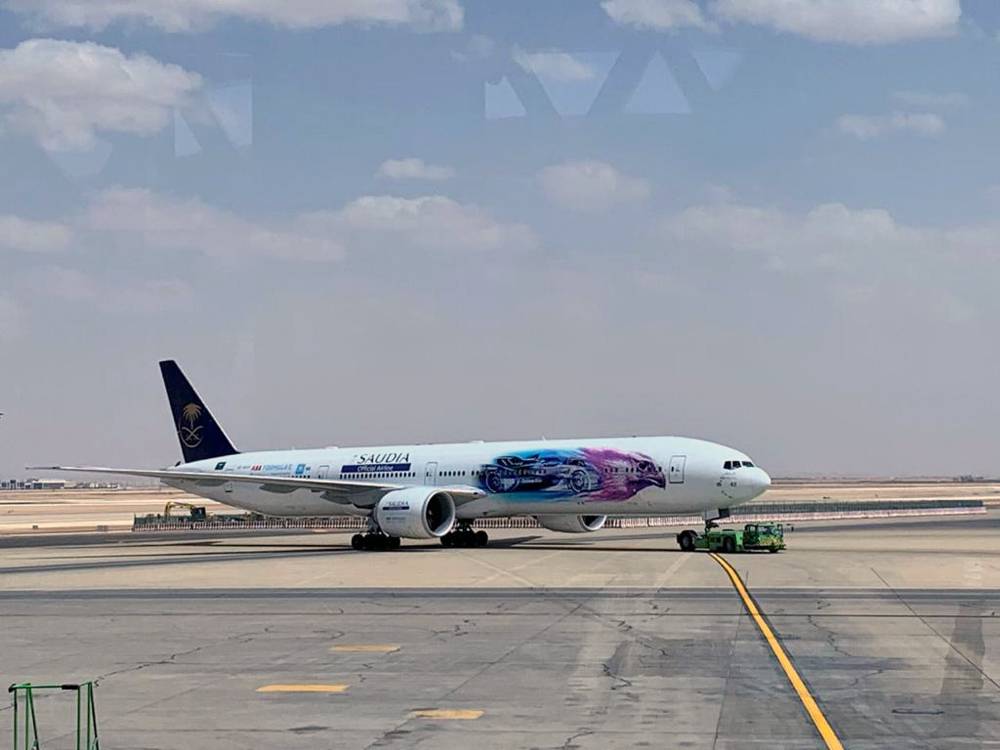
left=481, top=452, right=602, bottom=495
left=478, top=447, right=666, bottom=502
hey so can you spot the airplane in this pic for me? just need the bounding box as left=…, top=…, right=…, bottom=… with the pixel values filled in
left=34, top=360, right=771, bottom=551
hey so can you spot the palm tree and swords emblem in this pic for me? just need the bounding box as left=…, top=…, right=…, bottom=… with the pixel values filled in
left=178, top=403, right=204, bottom=448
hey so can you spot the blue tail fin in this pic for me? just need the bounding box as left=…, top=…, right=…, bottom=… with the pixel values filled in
left=159, top=360, right=239, bottom=463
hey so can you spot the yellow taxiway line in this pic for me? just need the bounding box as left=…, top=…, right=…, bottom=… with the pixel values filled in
left=256, top=684, right=348, bottom=693
left=709, top=552, right=844, bottom=750
left=330, top=644, right=400, bottom=653
left=410, top=709, right=484, bottom=720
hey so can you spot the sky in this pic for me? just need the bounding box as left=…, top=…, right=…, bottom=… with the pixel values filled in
left=0, top=0, right=998, bottom=478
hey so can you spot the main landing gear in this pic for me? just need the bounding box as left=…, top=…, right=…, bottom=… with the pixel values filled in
left=351, top=522, right=401, bottom=551
left=441, top=524, right=489, bottom=548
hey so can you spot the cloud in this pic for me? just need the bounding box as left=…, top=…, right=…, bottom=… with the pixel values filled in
left=659, top=200, right=1000, bottom=276
left=327, top=195, right=538, bottom=253
left=538, top=160, right=650, bottom=212
left=660, top=202, right=915, bottom=268
left=656, top=199, right=1000, bottom=328
left=512, top=48, right=597, bottom=83
left=85, top=188, right=346, bottom=262
left=0, top=215, right=72, bottom=253
left=6, top=0, right=464, bottom=32
left=0, top=39, right=201, bottom=151
left=601, top=0, right=710, bottom=30
left=891, top=90, right=968, bottom=109
left=711, top=0, right=961, bottom=44
left=836, top=111, right=945, bottom=139
left=81, top=188, right=532, bottom=259
left=377, top=157, right=455, bottom=181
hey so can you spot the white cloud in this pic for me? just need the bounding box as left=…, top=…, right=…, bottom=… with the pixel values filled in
left=891, top=90, right=968, bottom=109
left=0, top=39, right=201, bottom=151
left=661, top=202, right=915, bottom=268
left=81, top=188, right=532, bottom=259
left=451, top=34, right=495, bottom=62
left=836, top=111, right=945, bottom=139
left=657, top=199, right=1000, bottom=326
left=6, top=0, right=464, bottom=32
left=601, top=0, right=710, bottom=30
left=85, top=188, right=346, bottom=262
left=512, top=48, right=596, bottom=83
left=377, top=157, right=455, bottom=181
left=660, top=200, right=1000, bottom=274
left=538, top=160, right=650, bottom=212
left=327, top=195, right=537, bottom=253
left=0, top=296, right=23, bottom=341
left=711, top=0, right=961, bottom=44
left=0, top=214, right=72, bottom=253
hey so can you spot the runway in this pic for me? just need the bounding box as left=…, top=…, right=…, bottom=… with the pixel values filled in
left=2, top=516, right=998, bottom=748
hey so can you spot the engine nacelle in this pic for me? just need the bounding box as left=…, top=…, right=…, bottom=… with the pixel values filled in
left=534, top=514, right=607, bottom=533
left=375, top=488, right=456, bottom=539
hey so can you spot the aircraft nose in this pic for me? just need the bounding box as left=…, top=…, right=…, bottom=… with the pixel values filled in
left=753, top=468, right=772, bottom=495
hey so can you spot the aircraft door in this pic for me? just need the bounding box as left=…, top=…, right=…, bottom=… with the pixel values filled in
left=668, top=455, right=686, bottom=484
left=318, top=465, right=331, bottom=479
left=424, top=462, right=438, bottom=486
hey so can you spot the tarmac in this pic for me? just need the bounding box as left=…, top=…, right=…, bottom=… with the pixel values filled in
left=1, top=515, right=999, bottom=748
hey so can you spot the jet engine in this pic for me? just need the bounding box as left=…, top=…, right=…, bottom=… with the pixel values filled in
left=534, top=514, right=607, bottom=533
left=374, top=488, right=456, bottom=539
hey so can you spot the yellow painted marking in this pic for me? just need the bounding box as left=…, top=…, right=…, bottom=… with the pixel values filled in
left=410, top=709, right=484, bottom=720
left=709, top=553, right=844, bottom=750
left=330, top=644, right=400, bottom=653
left=256, top=684, right=348, bottom=693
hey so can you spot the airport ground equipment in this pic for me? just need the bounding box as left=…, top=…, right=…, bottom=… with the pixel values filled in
left=8, top=681, right=100, bottom=750
left=163, top=501, right=206, bottom=521
left=676, top=522, right=786, bottom=553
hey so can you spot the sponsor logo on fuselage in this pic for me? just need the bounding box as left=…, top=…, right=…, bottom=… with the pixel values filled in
left=244, top=463, right=293, bottom=473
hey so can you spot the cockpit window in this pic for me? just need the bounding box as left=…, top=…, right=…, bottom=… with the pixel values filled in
left=742, top=461, right=754, bottom=468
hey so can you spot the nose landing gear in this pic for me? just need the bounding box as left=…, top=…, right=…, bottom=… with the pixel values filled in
left=441, top=523, right=488, bottom=548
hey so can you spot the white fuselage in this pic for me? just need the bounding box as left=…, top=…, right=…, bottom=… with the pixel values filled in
left=166, top=436, right=771, bottom=519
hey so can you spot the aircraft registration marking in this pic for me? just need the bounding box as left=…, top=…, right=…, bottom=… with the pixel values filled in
left=709, top=553, right=844, bottom=750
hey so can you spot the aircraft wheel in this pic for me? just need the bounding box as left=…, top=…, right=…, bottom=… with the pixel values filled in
left=722, top=537, right=735, bottom=554
left=441, top=533, right=453, bottom=547
left=351, top=534, right=364, bottom=550
left=678, top=531, right=696, bottom=552
left=475, top=530, right=489, bottom=547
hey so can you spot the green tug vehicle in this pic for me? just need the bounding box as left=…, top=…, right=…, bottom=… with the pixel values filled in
left=676, top=522, right=786, bottom=553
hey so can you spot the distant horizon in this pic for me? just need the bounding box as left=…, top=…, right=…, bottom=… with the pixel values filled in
left=2, top=1, right=999, bottom=477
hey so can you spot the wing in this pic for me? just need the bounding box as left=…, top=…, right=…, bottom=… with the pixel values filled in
left=28, top=466, right=486, bottom=509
